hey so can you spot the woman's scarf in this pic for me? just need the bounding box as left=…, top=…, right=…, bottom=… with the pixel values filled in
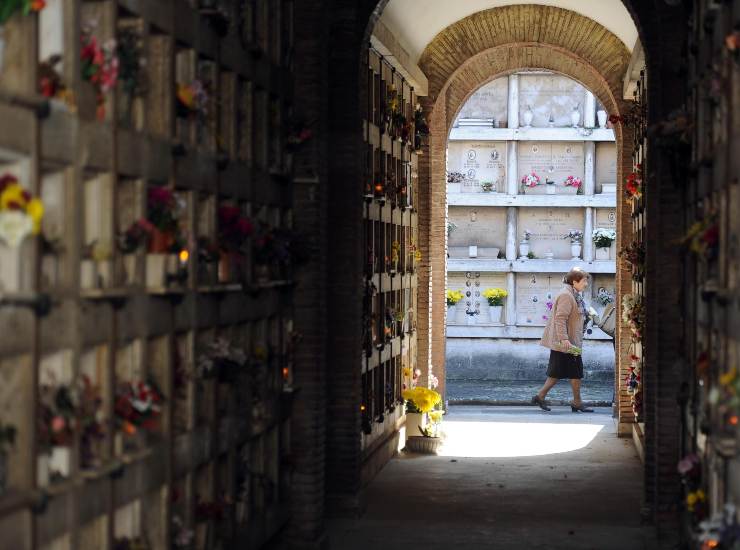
left=567, top=285, right=588, bottom=326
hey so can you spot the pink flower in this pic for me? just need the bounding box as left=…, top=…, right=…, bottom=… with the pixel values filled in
left=51, top=415, right=66, bottom=433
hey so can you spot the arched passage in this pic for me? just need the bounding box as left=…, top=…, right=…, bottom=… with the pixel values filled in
left=411, top=11, right=634, bottom=413
left=286, top=0, right=690, bottom=544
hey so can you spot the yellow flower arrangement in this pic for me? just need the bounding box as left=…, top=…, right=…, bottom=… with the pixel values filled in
left=0, top=174, right=44, bottom=234
left=428, top=410, right=444, bottom=424
left=686, top=489, right=705, bottom=511
left=402, top=366, right=411, bottom=379
left=720, top=367, right=737, bottom=388
left=482, top=287, right=508, bottom=306
left=446, top=289, right=464, bottom=306
left=402, top=386, right=441, bottom=413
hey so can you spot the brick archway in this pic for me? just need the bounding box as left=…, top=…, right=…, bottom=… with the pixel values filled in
left=412, top=11, right=634, bottom=412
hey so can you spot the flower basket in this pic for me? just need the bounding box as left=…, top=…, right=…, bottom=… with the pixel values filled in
left=406, top=435, right=442, bottom=454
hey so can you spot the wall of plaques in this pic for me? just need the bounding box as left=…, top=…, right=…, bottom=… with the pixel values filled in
left=0, top=1, right=298, bottom=549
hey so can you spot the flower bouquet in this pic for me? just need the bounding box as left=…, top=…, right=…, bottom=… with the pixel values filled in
left=0, top=173, right=44, bottom=247
left=403, top=386, right=443, bottom=453
left=592, top=228, right=617, bottom=249
left=625, top=165, right=642, bottom=200
left=482, top=287, right=507, bottom=306
left=114, top=380, right=165, bottom=438
left=146, top=186, right=183, bottom=253
left=196, top=338, right=248, bottom=382
left=564, top=229, right=584, bottom=243
left=446, top=289, right=464, bottom=307
left=80, top=26, right=119, bottom=120
left=521, top=172, right=541, bottom=188
left=563, top=175, right=582, bottom=189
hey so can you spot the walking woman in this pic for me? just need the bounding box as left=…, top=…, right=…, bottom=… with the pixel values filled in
left=532, top=267, right=594, bottom=412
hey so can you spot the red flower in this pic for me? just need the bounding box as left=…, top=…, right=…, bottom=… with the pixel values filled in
left=608, top=114, right=622, bottom=124
left=31, top=0, right=46, bottom=12
left=148, top=186, right=174, bottom=207
left=236, top=218, right=253, bottom=236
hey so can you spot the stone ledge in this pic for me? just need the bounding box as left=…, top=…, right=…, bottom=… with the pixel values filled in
left=445, top=324, right=612, bottom=340
left=447, top=193, right=617, bottom=207
left=448, top=258, right=617, bottom=273
left=449, top=126, right=615, bottom=141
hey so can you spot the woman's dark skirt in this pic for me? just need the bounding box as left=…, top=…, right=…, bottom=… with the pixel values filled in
left=546, top=350, right=583, bottom=379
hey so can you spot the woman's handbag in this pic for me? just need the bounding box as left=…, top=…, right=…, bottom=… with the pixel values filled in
left=595, top=303, right=616, bottom=338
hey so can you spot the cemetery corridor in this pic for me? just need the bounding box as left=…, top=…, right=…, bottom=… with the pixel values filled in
left=0, top=1, right=736, bottom=550
left=325, top=407, right=653, bottom=550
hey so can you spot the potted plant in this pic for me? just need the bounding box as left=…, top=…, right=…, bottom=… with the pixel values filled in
left=446, top=289, right=464, bottom=321
left=519, top=229, right=532, bottom=258
left=0, top=421, right=16, bottom=494
left=145, top=186, right=186, bottom=288
left=592, top=228, right=617, bottom=260
left=482, top=288, right=508, bottom=324
left=480, top=181, right=495, bottom=193
left=563, top=175, right=582, bottom=195
left=564, top=229, right=584, bottom=259
left=521, top=172, right=541, bottom=194
left=402, top=386, right=443, bottom=453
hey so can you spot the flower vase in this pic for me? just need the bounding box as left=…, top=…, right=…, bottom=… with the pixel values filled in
left=519, top=241, right=530, bottom=258
left=447, top=303, right=457, bottom=323
left=0, top=241, right=22, bottom=292
left=522, top=106, right=534, bottom=127
left=123, top=254, right=138, bottom=285
left=597, top=110, right=607, bottom=129
left=405, top=412, right=427, bottom=440
left=148, top=228, right=172, bottom=254
left=218, top=252, right=232, bottom=283
left=570, top=242, right=582, bottom=260
left=595, top=246, right=610, bottom=260
left=50, top=446, right=71, bottom=480
left=37, top=453, right=50, bottom=487
left=571, top=107, right=581, bottom=127
left=489, top=305, right=503, bottom=324
left=546, top=184, right=556, bottom=195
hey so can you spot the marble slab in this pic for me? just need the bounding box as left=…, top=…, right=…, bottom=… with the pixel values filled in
left=517, top=142, right=584, bottom=191
left=517, top=207, right=585, bottom=259
left=448, top=206, right=507, bottom=257
left=455, top=77, right=509, bottom=124
left=516, top=272, right=564, bottom=326
left=448, top=141, right=507, bottom=192
left=518, top=74, right=585, bottom=127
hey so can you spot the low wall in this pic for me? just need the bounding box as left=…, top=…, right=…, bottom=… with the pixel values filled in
left=445, top=338, right=615, bottom=381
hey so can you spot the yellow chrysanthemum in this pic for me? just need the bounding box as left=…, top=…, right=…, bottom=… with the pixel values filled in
left=26, top=198, right=44, bottom=233
left=720, top=368, right=737, bottom=387
left=428, top=410, right=444, bottom=423
left=403, top=386, right=442, bottom=413
left=0, top=184, right=27, bottom=210
left=402, top=367, right=411, bottom=378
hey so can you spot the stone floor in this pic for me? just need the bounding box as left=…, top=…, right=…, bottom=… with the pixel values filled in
left=326, top=407, right=654, bottom=550
left=447, top=379, right=614, bottom=405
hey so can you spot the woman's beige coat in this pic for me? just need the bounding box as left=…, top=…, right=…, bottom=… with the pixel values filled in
left=539, top=286, right=584, bottom=352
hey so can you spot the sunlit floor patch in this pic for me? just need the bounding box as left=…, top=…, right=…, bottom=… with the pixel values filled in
left=436, top=420, right=604, bottom=458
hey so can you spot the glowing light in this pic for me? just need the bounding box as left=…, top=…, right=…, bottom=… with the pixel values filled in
left=730, top=415, right=739, bottom=426
left=360, top=404, right=366, bottom=412
left=282, top=367, right=289, bottom=379
left=179, top=249, right=190, bottom=263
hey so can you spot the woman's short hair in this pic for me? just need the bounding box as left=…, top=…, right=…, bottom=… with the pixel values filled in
left=564, top=267, right=590, bottom=285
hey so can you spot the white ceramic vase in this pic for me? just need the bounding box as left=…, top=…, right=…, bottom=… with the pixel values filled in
left=406, top=412, right=427, bottom=440
left=571, top=107, right=581, bottom=127
left=595, top=246, right=611, bottom=260
left=519, top=241, right=530, bottom=258
left=597, top=110, right=608, bottom=129
left=447, top=303, right=456, bottom=323
left=489, top=305, right=503, bottom=324
left=571, top=242, right=582, bottom=259
left=522, top=106, right=534, bottom=127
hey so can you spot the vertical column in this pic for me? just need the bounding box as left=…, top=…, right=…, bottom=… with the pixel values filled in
left=584, top=207, right=594, bottom=262
left=507, top=74, right=519, bottom=129
left=507, top=142, right=518, bottom=195
left=584, top=141, right=596, bottom=196
left=584, top=91, right=596, bottom=128
left=506, top=272, right=516, bottom=326
left=505, top=207, right=517, bottom=261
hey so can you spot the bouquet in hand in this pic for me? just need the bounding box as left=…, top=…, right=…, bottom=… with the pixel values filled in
left=568, top=345, right=582, bottom=356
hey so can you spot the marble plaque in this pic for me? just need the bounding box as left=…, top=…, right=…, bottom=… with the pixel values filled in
left=448, top=272, right=507, bottom=318
left=517, top=142, right=584, bottom=188
left=518, top=75, right=585, bottom=127
left=517, top=208, right=585, bottom=258
left=448, top=142, right=507, bottom=192
left=449, top=207, right=506, bottom=257
left=595, top=209, right=617, bottom=230
left=516, top=273, right=563, bottom=326
left=456, top=77, right=509, bottom=125
left=596, top=142, right=617, bottom=193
